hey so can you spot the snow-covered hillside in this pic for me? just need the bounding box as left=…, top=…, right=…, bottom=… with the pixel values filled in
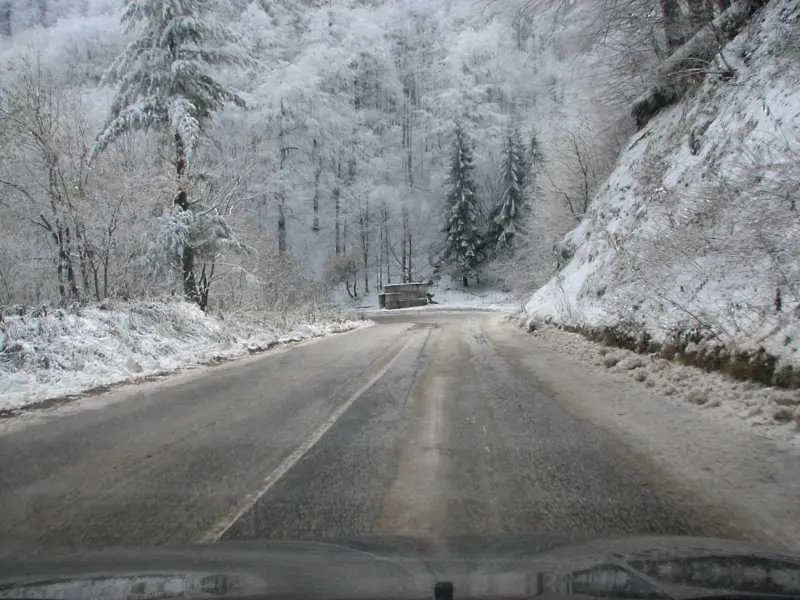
left=527, top=0, right=800, bottom=367
left=0, top=300, right=368, bottom=412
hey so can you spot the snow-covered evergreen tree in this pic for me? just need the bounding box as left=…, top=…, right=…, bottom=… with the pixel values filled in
left=485, top=129, right=530, bottom=255
left=94, top=0, right=246, bottom=305
left=442, top=122, right=481, bottom=287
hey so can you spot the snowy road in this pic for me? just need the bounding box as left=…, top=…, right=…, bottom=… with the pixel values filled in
left=0, top=312, right=765, bottom=551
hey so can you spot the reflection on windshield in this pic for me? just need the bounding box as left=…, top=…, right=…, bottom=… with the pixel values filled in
left=3, top=550, right=800, bottom=600
left=537, top=564, right=666, bottom=598
left=570, top=564, right=666, bottom=599
left=0, top=574, right=236, bottom=600
left=532, top=554, right=800, bottom=598
left=628, top=555, right=800, bottom=595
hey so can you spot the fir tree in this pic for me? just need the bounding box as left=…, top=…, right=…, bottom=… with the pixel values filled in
left=485, top=129, right=530, bottom=255
left=94, top=0, right=246, bottom=304
left=442, top=122, right=481, bottom=287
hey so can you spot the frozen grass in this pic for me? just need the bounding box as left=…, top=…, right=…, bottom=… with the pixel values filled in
left=0, top=299, right=369, bottom=412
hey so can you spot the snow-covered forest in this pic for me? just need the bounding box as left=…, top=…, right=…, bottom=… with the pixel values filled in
left=0, top=0, right=676, bottom=312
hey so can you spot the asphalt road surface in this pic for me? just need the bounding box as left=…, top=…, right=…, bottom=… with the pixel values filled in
left=0, top=311, right=743, bottom=551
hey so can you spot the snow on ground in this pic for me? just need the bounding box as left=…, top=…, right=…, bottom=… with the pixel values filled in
left=425, top=287, right=519, bottom=311
left=502, top=317, right=800, bottom=550
left=523, top=322, right=800, bottom=442
left=527, top=0, right=800, bottom=365
left=351, top=282, right=519, bottom=314
left=0, top=299, right=370, bottom=412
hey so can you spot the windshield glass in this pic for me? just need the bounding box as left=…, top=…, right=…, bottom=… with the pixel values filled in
left=1, top=0, right=799, bottom=597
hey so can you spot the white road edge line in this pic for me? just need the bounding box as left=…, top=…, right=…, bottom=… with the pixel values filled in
left=197, top=334, right=418, bottom=544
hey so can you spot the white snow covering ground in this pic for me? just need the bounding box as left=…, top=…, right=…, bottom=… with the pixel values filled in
left=527, top=0, right=800, bottom=365
left=0, top=300, right=369, bottom=412
left=522, top=321, right=800, bottom=438
left=351, top=280, right=519, bottom=314
left=405, top=287, right=518, bottom=312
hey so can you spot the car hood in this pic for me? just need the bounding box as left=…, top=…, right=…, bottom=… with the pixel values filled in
left=0, top=535, right=799, bottom=599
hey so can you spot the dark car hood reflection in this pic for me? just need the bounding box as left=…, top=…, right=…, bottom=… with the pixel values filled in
left=1, top=535, right=799, bottom=599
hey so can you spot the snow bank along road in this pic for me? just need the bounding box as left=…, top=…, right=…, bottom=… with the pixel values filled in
left=0, top=311, right=795, bottom=552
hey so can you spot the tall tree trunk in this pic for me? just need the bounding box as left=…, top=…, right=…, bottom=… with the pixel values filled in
left=278, top=98, right=289, bottom=255
left=0, top=1, right=11, bottom=36
left=406, top=231, right=413, bottom=282
left=401, top=74, right=416, bottom=283
left=101, top=205, right=120, bottom=299
left=278, top=195, right=287, bottom=254
left=74, top=223, right=92, bottom=299
left=687, top=0, right=714, bottom=34
left=404, top=103, right=414, bottom=189
left=360, top=203, right=369, bottom=294
left=36, top=0, right=47, bottom=26
left=383, top=206, right=391, bottom=284
left=198, top=262, right=215, bottom=312
left=401, top=210, right=408, bottom=282
left=377, top=209, right=384, bottom=290
left=56, top=250, right=65, bottom=303
left=77, top=221, right=102, bottom=301
left=342, top=215, right=347, bottom=254
left=311, top=138, right=321, bottom=232
left=334, top=187, right=341, bottom=255
left=181, top=241, right=197, bottom=301
left=55, top=226, right=67, bottom=303
left=62, top=225, right=80, bottom=300
left=660, top=0, right=686, bottom=51
left=42, top=142, right=81, bottom=303
left=103, top=251, right=109, bottom=299
left=78, top=247, right=90, bottom=299
left=345, top=278, right=356, bottom=300
left=38, top=215, right=66, bottom=303
left=91, top=259, right=100, bottom=301
left=174, top=132, right=198, bottom=304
